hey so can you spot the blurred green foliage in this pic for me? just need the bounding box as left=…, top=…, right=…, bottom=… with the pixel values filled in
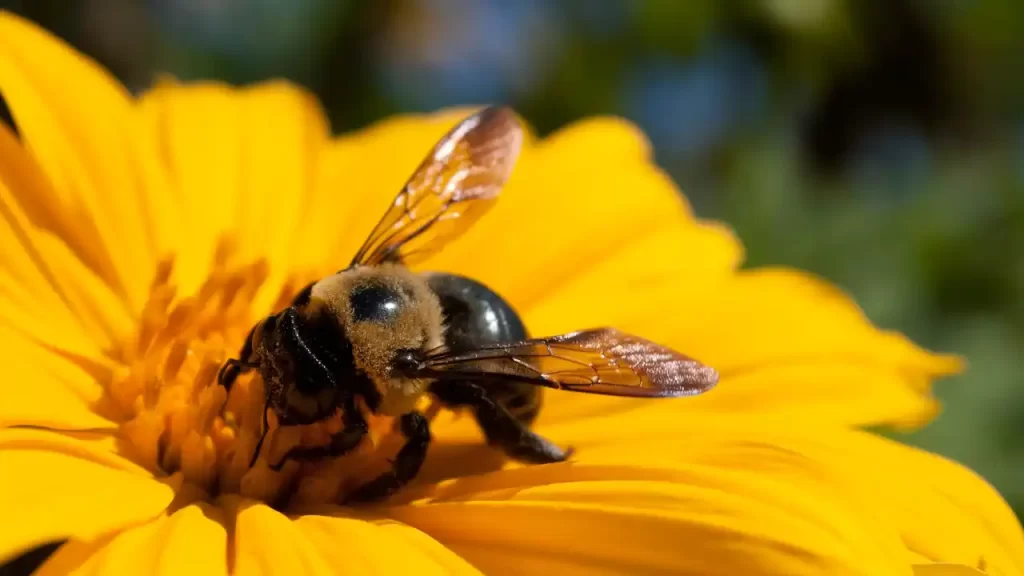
left=2, top=0, right=1022, bottom=514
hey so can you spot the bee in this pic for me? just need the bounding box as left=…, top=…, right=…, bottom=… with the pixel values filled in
left=217, top=106, right=719, bottom=503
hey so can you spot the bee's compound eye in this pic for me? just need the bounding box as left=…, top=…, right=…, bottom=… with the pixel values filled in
left=350, top=284, right=404, bottom=324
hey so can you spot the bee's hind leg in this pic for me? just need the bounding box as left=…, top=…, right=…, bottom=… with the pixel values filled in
left=429, top=380, right=571, bottom=464
left=343, top=411, right=431, bottom=504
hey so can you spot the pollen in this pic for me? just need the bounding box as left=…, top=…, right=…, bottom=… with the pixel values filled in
left=104, top=241, right=399, bottom=508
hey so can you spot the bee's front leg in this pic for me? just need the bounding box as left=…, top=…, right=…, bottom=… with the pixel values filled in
left=217, top=358, right=251, bottom=390
left=267, top=394, right=368, bottom=471
left=342, top=411, right=431, bottom=504
left=218, top=323, right=262, bottom=390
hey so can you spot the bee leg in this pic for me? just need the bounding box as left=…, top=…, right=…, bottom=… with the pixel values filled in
left=430, top=381, right=569, bottom=464
left=219, top=323, right=260, bottom=390
left=343, top=412, right=430, bottom=504
left=268, top=395, right=368, bottom=472
left=217, top=358, right=256, bottom=390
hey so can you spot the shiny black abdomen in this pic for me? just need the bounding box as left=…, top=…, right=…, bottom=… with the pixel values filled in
left=425, top=272, right=543, bottom=424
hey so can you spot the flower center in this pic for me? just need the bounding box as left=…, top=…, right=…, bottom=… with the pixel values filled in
left=105, top=241, right=401, bottom=508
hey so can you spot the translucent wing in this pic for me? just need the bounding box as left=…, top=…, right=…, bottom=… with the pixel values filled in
left=350, top=106, right=524, bottom=267
left=411, top=328, right=719, bottom=397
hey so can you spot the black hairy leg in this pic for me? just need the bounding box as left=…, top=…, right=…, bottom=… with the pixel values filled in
left=268, top=394, right=369, bottom=472
left=217, top=358, right=258, bottom=391
left=430, top=380, right=570, bottom=463
left=218, top=323, right=261, bottom=390
left=343, top=412, right=431, bottom=504
left=484, top=381, right=543, bottom=425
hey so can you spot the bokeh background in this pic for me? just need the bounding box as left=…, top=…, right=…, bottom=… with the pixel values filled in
left=2, top=0, right=1022, bottom=517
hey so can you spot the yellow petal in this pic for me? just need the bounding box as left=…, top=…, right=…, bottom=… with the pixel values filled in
left=697, top=363, right=944, bottom=425
left=422, top=410, right=1023, bottom=575
left=34, top=503, right=228, bottom=576
left=0, top=326, right=113, bottom=430
left=133, top=81, right=240, bottom=296
left=627, top=416, right=1022, bottom=574
left=598, top=268, right=960, bottom=429
left=223, top=497, right=338, bottom=576
left=232, top=82, right=329, bottom=310
left=136, top=80, right=329, bottom=303
left=223, top=495, right=484, bottom=576
left=827, top=432, right=1024, bottom=574
left=293, top=513, right=482, bottom=575
left=378, top=463, right=908, bottom=576
left=533, top=361, right=945, bottom=437
left=0, top=120, right=133, bottom=353
left=0, top=429, right=173, bottom=564
left=683, top=268, right=962, bottom=374
left=525, top=219, right=743, bottom=335
left=397, top=420, right=911, bottom=576
left=567, top=414, right=1023, bottom=574
left=0, top=11, right=156, bottom=311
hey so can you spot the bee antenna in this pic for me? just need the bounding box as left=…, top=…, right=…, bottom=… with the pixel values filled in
left=248, top=393, right=272, bottom=469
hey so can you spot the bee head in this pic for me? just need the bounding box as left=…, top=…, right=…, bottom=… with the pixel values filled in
left=250, top=307, right=347, bottom=425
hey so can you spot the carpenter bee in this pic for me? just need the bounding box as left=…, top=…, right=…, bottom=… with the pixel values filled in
left=217, top=106, right=719, bottom=503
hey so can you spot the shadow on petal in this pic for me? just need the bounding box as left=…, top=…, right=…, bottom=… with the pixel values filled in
left=414, top=441, right=510, bottom=487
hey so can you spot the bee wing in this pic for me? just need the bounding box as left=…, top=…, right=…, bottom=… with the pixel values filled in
left=412, top=328, right=719, bottom=398
left=350, top=106, right=524, bottom=267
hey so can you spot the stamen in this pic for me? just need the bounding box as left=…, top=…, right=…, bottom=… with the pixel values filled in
left=104, top=240, right=397, bottom=507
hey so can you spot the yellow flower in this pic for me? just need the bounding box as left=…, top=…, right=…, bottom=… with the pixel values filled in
left=0, top=11, right=1019, bottom=576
